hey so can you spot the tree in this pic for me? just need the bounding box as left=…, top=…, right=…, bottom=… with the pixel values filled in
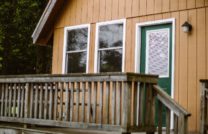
left=0, top=0, right=51, bottom=75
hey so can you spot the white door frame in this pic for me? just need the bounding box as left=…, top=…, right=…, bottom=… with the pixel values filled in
left=135, top=18, right=176, bottom=129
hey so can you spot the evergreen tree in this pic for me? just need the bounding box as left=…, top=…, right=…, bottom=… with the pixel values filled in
left=0, top=0, right=51, bottom=75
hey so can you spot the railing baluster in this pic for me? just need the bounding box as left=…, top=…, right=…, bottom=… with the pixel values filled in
left=44, top=83, right=48, bottom=119
left=105, top=82, right=110, bottom=124
left=92, top=82, right=97, bottom=123
left=17, top=84, right=21, bottom=118
left=121, top=81, right=132, bottom=132
left=166, top=108, right=171, bottom=134
left=29, top=84, right=34, bottom=118
left=24, top=83, right=29, bottom=118
left=81, top=82, right=85, bottom=122
left=34, top=84, right=38, bottom=118
left=1, top=84, right=5, bottom=116
left=39, top=84, right=43, bottom=119
left=112, top=82, right=116, bottom=125
left=99, top=82, right=103, bottom=124
left=65, top=82, right=69, bottom=121
left=4, top=84, right=8, bottom=116
left=158, top=100, right=163, bottom=134
left=12, top=84, right=16, bottom=117
left=174, top=114, right=178, bottom=134
left=49, top=84, right=53, bottom=120
left=133, top=82, right=139, bottom=126
left=20, top=84, right=24, bottom=118
left=59, top=82, right=64, bottom=120
left=54, top=83, right=58, bottom=120
left=87, top=82, right=91, bottom=123
left=8, top=84, right=12, bottom=117
left=139, top=83, right=145, bottom=126
left=116, top=82, right=121, bottom=125
left=70, top=82, right=74, bottom=122
left=76, top=82, right=80, bottom=122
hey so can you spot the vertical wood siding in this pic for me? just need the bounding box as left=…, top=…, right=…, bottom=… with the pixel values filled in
left=52, top=0, right=208, bottom=132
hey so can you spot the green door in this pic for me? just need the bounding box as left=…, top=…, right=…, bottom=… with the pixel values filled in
left=140, top=23, right=172, bottom=125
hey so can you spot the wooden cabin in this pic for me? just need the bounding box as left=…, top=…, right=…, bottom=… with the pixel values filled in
left=1, top=0, right=208, bottom=134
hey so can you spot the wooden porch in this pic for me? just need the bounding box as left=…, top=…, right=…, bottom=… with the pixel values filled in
left=0, top=73, right=190, bottom=134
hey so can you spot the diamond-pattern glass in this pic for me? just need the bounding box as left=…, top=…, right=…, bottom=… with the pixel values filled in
left=146, top=29, right=170, bottom=77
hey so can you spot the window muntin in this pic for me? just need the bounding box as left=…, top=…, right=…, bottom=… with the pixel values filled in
left=96, top=21, right=125, bottom=73
left=64, top=26, right=89, bottom=73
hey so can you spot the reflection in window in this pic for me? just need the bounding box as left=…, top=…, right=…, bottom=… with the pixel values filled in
left=97, top=22, right=124, bottom=72
left=65, top=27, right=89, bottom=73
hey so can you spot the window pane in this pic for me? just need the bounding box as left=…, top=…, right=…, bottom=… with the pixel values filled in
left=67, top=28, right=88, bottom=51
left=67, top=52, right=86, bottom=73
left=99, top=49, right=122, bottom=72
left=99, top=24, right=123, bottom=49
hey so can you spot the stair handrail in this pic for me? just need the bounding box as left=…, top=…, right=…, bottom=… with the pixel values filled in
left=153, top=85, right=191, bottom=134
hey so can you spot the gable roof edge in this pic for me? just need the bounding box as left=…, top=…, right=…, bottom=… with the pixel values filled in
left=32, top=0, right=58, bottom=45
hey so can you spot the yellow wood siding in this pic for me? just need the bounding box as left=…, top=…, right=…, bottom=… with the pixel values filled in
left=52, top=0, right=208, bottom=132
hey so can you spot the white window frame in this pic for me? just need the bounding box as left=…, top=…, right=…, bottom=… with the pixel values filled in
left=135, top=18, right=175, bottom=128
left=94, top=19, right=126, bottom=73
left=62, top=24, right=91, bottom=74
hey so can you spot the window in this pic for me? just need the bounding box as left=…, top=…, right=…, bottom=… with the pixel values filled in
left=95, top=20, right=126, bottom=73
left=63, top=24, right=90, bottom=74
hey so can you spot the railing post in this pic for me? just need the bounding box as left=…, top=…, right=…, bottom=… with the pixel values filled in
left=200, top=81, right=206, bottom=134
left=178, top=114, right=188, bottom=134
left=121, top=81, right=131, bottom=133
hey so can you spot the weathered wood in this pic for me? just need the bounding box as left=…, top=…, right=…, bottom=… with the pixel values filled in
left=75, top=82, right=80, bottom=122
left=105, top=82, right=110, bottom=124
left=0, top=73, right=158, bottom=84
left=24, top=83, right=29, bottom=118
left=29, top=84, right=34, bottom=118
left=201, top=82, right=206, bottom=134
left=154, top=85, right=190, bottom=116
left=121, top=81, right=132, bottom=132
left=39, top=84, right=43, bottom=119
left=0, top=84, right=5, bottom=116
left=81, top=82, right=85, bottom=122
left=4, top=84, right=8, bottom=116
left=44, top=83, right=48, bottom=119
left=158, top=100, right=162, bottom=134
left=49, top=84, right=53, bottom=120
left=99, top=82, right=103, bottom=124
left=116, top=82, right=121, bottom=125
left=87, top=82, right=91, bottom=123
left=65, top=82, right=69, bottom=121
left=174, top=114, right=178, bottom=134
left=59, top=82, right=64, bottom=121
left=112, top=82, right=116, bottom=125
left=92, top=82, right=97, bottom=123
left=133, top=82, right=138, bottom=126
left=20, top=85, right=24, bottom=118
left=139, top=83, right=145, bottom=126
left=54, top=83, right=58, bottom=120
left=166, top=108, right=171, bottom=134
left=70, top=82, right=74, bottom=122
left=12, top=84, right=17, bottom=117
left=17, top=84, right=21, bottom=118
left=178, top=114, right=188, bottom=134
left=8, top=84, right=12, bottom=117
left=34, top=85, right=38, bottom=118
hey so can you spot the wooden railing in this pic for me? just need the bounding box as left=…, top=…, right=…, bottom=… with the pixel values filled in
left=153, top=85, right=191, bottom=134
left=0, top=73, right=159, bottom=133
left=0, top=73, right=191, bottom=134
left=200, top=80, right=208, bottom=134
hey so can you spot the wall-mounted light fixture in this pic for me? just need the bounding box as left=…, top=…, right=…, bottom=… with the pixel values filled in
left=182, top=21, right=192, bottom=33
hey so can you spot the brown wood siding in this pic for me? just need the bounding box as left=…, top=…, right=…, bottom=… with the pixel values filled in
left=52, top=0, right=208, bottom=132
